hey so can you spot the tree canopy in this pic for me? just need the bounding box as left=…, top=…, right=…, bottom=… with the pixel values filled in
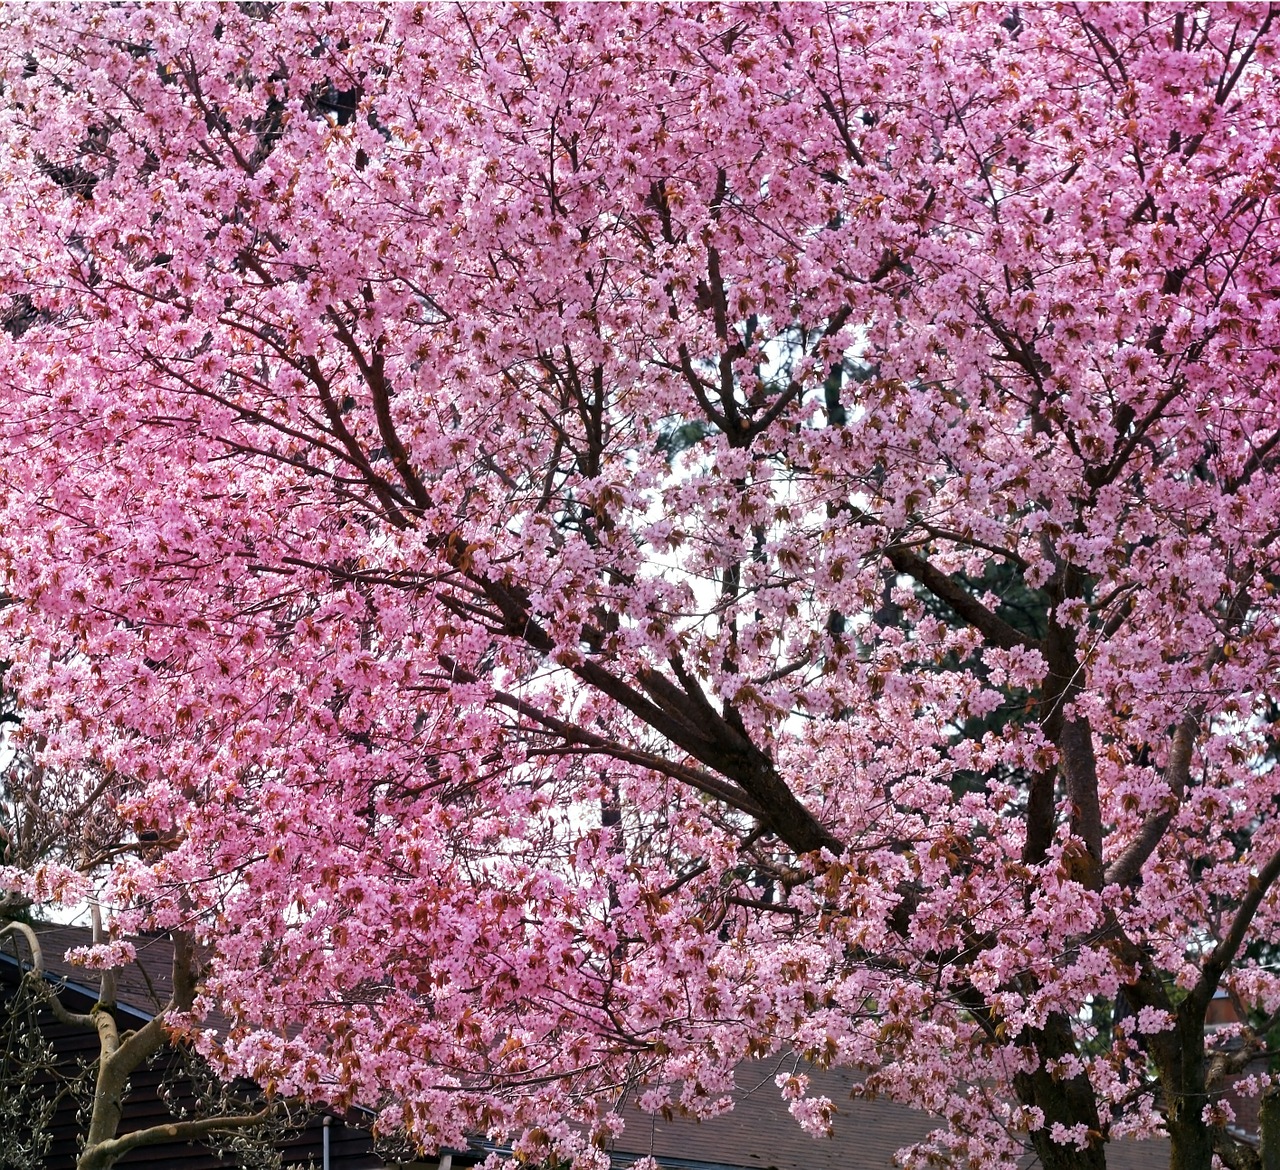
left=2, top=4, right=1280, bottom=1169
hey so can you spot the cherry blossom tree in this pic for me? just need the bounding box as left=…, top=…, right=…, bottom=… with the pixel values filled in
left=1, top=4, right=1280, bottom=1169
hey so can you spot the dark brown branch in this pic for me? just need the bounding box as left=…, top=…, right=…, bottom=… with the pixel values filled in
left=1105, top=714, right=1197, bottom=887
left=816, top=87, right=865, bottom=167
left=1043, top=605, right=1103, bottom=873
left=571, top=657, right=840, bottom=856
left=1193, top=841, right=1280, bottom=1011
left=1214, top=5, right=1276, bottom=107
left=1211, top=1129, right=1261, bottom=1170
left=436, top=654, right=763, bottom=816
left=884, top=544, right=1039, bottom=652
left=917, top=521, right=1030, bottom=569
left=830, top=502, right=1035, bottom=652
left=326, top=309, right=432, bottom=511
left=1107, top=586, right=1250, bottom=885
left=489, top=685, right=765, bottom=819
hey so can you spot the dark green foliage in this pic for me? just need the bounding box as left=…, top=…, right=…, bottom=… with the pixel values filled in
left=655, top=418, right=714, bottom=459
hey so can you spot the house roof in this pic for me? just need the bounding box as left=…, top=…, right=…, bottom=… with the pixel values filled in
left=608, top=1059, right=1173, bottom=1170
left=1, top=923, right=1175, bottom=1170
left=612, top=1060, right=933, bottom=1170
left=5, top=922, right=180, bottom=1018
left=0, top=923, right=388, bottom=1170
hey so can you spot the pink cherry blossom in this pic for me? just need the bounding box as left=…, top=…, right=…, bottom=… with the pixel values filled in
left=1, top=5, right=1279, bottom=1169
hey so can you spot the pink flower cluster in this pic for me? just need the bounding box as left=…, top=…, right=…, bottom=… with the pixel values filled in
left=0, top=4, right=1277, bottom=1168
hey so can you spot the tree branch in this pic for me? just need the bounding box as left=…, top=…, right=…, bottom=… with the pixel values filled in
left=82, top=1107, right=279, bottom=1170
left=0, top=922, right=97, bottom=1029
left=884, top=543, right=1039, bottom=651
left=1193, top=840, right=1280, bottom=1010
left=1107, top=586, right=1250, bottom=886
left=481, top=676, right=767, bottom=818
left=1105, top=714, right=1197, bottom=886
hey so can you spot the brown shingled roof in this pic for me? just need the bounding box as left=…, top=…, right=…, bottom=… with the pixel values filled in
left=22, top=922, right=178, bottom=1017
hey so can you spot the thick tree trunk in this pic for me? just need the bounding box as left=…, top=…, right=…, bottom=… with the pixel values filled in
left=78, top=1009, right=127, bottom=1169
left=76, top=1013, right=169, bottom=1170
left=1167, top=1116, right=1216, bottom=1170
left=1014, top=1013, right=1108, bottom=1170
left=1155, top=1013, right=1216, bottom=1170
left=1260, top=1091, right=1280, bottom=1170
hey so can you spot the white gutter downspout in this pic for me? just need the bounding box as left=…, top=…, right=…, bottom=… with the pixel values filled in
left=323, top=1115, right=331, bottom=1170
